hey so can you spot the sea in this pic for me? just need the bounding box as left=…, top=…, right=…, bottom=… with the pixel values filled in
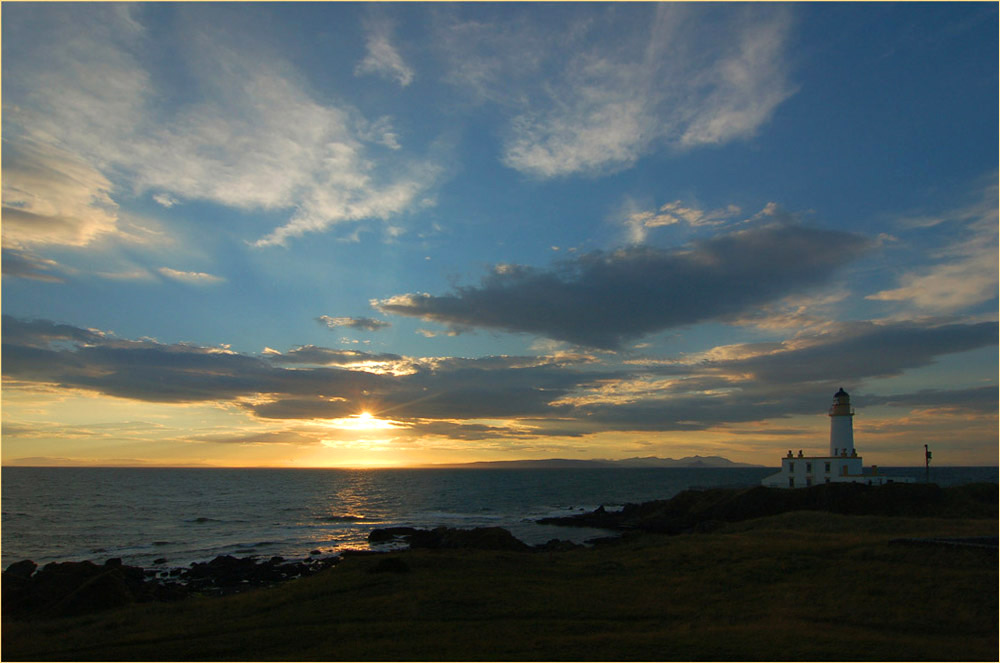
left=2, top=466, right=996, bottom=571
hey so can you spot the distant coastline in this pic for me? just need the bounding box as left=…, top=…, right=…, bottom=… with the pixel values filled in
left=427, top=455, right=766, bottom=469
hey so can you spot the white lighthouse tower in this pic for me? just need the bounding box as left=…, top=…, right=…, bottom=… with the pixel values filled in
left=829, top=387, right=855, bottom=457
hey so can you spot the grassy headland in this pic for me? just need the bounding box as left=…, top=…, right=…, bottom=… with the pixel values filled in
left=4, top=485, right=997, bottom=661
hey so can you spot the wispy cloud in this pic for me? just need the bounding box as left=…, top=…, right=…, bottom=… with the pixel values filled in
left=436, top=4, right=795, bottom=177
left=2, top=4, right=439, bottom=252
left=621, top=199, right=743, bottom=243
left=317, top=316, right=391, bottom=332
left=1, top=140, right=120, bottom=250
left=867, top=178, right=999, bottom=313
left=157, top=267, right=225, bottom=285
left=355, top=17, right=415, bottom=87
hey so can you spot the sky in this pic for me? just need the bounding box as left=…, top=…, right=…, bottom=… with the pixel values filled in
left=2, top=2, right=997, bottom=469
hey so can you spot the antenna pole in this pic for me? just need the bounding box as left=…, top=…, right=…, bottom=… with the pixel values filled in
left=924, top=444, right=932, bottom=483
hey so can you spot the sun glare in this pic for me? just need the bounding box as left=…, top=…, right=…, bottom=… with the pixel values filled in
left=325, top=412, right=398, bottom=432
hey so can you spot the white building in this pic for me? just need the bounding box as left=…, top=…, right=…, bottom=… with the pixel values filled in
left=761, top=388, right=914, bottom=488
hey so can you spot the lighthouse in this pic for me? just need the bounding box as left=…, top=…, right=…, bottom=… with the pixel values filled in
left=829, top=387, right=855, bottom=457
left=760, top=388, right=914, bottom=488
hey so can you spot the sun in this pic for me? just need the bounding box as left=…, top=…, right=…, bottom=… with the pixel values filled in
left=325, top=411, right=397, bottom=432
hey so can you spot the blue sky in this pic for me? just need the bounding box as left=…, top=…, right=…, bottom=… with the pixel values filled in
left=2, top=2, right=997, bottom=468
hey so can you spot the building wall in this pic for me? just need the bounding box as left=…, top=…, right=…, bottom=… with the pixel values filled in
left=762, top=455, right=863, bottom=488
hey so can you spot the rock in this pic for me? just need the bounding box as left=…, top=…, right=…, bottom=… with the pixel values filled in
left=438, top=527, right=532, bottom=551
left=49, top=569, right=134, bottom=617
left=310, top=549, right=322, bottom=556
left=154, top=558, right=168, bottom=565
left=4, top=561, right=140, bottom=618
left=536, top=482, right=998, bottom=536
left=3, top=551, right=345, bottom=619
left=400, top=527, right=532, bottom=552
left=2, top=560, right=38, bottom=614
left=4, top=560, right=37, bottom=580
left=368, top=527, right=420, bottom=543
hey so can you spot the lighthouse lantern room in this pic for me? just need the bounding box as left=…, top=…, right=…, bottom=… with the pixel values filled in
left=761, top=388, right=913, bottom=488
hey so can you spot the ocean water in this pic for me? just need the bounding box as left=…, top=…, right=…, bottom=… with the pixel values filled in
left=2, top=466, right=995, bottom=571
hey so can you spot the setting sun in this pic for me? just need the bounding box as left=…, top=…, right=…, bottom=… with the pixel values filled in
left=325, top=412, right=399, bottom=432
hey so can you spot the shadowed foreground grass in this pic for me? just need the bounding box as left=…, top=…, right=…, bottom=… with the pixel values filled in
left=4, top=511, right=996, bottom=661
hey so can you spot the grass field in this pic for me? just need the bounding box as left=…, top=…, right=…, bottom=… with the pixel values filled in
left=3, top=510, right=996, bottom=661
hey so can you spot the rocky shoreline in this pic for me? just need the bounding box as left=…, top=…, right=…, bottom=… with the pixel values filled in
left=6, top=481, right=995, bottom=621
left=2, top=552, right=343, bottom=619
left=2, top=526, right=586, bottom=620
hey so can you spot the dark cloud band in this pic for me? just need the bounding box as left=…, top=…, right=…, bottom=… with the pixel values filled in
left=375, top=223, right=871, bottom=349
left=3, top=315, right=994, bottom=437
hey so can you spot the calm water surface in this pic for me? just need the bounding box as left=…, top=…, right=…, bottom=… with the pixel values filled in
left=2, top=466, right=994, bottom=570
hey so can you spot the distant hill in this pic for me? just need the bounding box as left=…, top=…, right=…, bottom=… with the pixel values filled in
left=432, top=456, right=765, bottom=469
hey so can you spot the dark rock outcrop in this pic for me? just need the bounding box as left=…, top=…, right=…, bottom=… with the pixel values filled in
left=2, top=559, right=152, bottom=618
left=537, top=482, right=999, bottom=535
left=368, top=527, right=421, bottom=543
left=3, top=553, right=342, bottom=619
left=368, top=526, right=532, bottom=551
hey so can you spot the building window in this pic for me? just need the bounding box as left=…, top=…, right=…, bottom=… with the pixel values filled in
left=806, top=462, right=812, bottom=473
left=806, top=477, right=813, bottom=486
left=825, top=478, right=830, bottom=484
left=825, top=462, right=831, bottom=473
left=789, top=462, right=794, bottom=472
left=789, top=477, right=795, bottom=488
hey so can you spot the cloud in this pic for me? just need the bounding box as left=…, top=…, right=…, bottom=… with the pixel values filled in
left=318, top=316, right=391, bottom=332
left=157, top=267, right=225, bottom=285
left=1, top=139, right=120, bottom=249
left=269, top=345, right=403, bottom=367
left=1, top=315, right=109, bottom=347
left=863, top=386, right=998, bottom=414
left=714, top=320, right=999, bottom=385
left=191, top=430, right=319, bottom=446
left=621, top=199, right=743, bottom=243
left=1, top=249, right=66, bottom=282
left=3, top=316, right=994, bottom=438
left=375, top=222, right=871, bottom=349
left=556, top=320, right=998, bottom=433
left=3, top=4, right=439, bottom=251
left=153, top=193, right=179, bottom=208
left=452, top=4, right=797, bottom=177
left=866, top=178, right=999, bottom=314
left=355, top=18, right=415, bottom=86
